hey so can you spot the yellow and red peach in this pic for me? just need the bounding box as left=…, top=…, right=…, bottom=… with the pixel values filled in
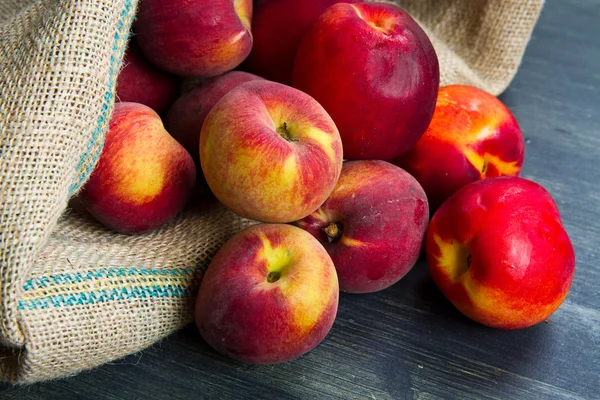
left=295, top=160, right=429, bottom=293
left=195, top=223, right=339, bottom=364
left=200, top=80, right=344, bottom=223
left=293, top=2, right=439, bottom=160
left=115, top=40, right=180, bottom=115
left=164, top=71, right=264, bottom=169
left=393, top=85, right=525, bottom=211
left=79, top=102, right=196, bottom=234
left=245, top=0, right=362, bottom=85
left=135, top=0, right=253, bottom=77
left=426, top=177, right=575, bottom=329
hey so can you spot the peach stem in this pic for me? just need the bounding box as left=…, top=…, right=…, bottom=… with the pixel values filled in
left=267, top=271, right=281, bottom=283
left=323, top=223, right=343, bottom=243
left=276, top=122, right=298, bottom=142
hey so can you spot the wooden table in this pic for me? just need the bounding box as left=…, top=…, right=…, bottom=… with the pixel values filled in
left=2, top=0, right=599, bottom=398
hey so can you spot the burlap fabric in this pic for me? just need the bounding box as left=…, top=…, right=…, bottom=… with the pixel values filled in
left=0, top=0, right=544, bottom=384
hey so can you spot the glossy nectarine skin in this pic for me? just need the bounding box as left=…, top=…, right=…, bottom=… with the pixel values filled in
left=293, top=2, right=439, bottom=160
left=116, top=40, right=180, bottom=115
left=136, top=0, right=253, bottom=77
left=394, top=85, right=525, bottom=211
left=195, top=224, right=339, bottom=364
left=200, top=81, right=343, bottom=223
left=80, top=103, right=196, bottom=234
left=296, top=160, right=429, bottom=293
left=245, top=0, right=361, bottom=84
left=426, top=177, right=575, bottom=329
left=164, top=71, right=264, bottom=169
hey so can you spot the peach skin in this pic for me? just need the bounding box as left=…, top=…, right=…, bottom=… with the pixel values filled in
left=295, top=160, right=429, bottom=293
left=195, top=223, right=339, bottom=364
left=245, top=0, right=362, bottom=85
left=293, top=2, right=439, bottom=160
left=79, top=102, right=196, bottom=234
left=200, top=80, right=343, bottom=223
left=426, top=177, right=576, bottom=329
left=135, top=0, right=253, bottom=77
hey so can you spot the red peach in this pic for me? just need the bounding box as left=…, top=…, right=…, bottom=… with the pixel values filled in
left=426, top=177, right=576, bottom=329
left=200, top=80, right=343, bottom=223
left=136, top=0, right=253, bottom=77
left=195, top=223, right=339, bottom=364
left=393, top=85, right=525, bottom=211
left=79, top=102, right=196, bottom=234
left=295, top=160, right=429, bottom=293
left=293, top=2, right=439, bottom=160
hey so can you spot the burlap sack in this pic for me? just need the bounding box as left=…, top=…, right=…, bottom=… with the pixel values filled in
left=0, top=0, right=544, bottom=384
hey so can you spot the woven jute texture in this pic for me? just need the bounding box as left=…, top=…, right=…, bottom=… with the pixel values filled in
left=394, top=0, right=545, bottom=95
left=0, top=0, right=543, bottom=384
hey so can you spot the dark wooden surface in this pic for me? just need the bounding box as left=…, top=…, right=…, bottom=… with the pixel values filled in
left=2, top=0, right=599, bottom=398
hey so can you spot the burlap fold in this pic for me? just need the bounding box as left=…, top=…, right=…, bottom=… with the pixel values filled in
left=0, top=0, right=543, bottom=383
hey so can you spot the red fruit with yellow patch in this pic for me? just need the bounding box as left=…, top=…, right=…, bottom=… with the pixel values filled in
left=195, top=223, right=339, bottom=364
left=200, top=80, right=344, bottom=223
left=79, top=102, right=196, bottom=234
left=135, top=0, right=253, bottom=77
left=293, top=2, right=439, bottom=160
left=295, top=160, right=429, bottom=293
left=393, top=85, right=525, bottom=211
left=426, top=177, right=575, bottom=329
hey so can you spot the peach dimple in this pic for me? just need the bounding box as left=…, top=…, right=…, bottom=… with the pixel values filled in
left=352, top=4, right=398, bottom=34
left=432, top=234, right=471, bottom=282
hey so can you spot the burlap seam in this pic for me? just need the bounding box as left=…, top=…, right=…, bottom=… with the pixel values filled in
left=68, top=0, right=134, bottom=196
left=17, top=266, right=203, bottom=310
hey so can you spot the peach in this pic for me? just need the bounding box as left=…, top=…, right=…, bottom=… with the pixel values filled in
left=195, top=223, right=339, bottom=364
left=426, top=177, right=576, bottom=329
left=164, top=71, right=264, bottom=169
left=200, top=80, right=343, bottom=223
left=115, top=40, right=180, bottom=114
left=244, top=0, right=361, bottom=85
left=295, top=160, right=429, bottom=293
left=79, top=102, right=196, bottom=234
left=135, top=0, right=253, bottom=77
left=293, top=2, right=439, bottom=160
left=393, top=85, right=525, bottom=211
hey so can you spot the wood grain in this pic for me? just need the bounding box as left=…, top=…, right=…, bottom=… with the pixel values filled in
left=2, top=0, right=599, bottom=398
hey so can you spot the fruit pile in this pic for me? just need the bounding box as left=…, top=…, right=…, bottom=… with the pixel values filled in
left=77, top=0, right=576, bottom=365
